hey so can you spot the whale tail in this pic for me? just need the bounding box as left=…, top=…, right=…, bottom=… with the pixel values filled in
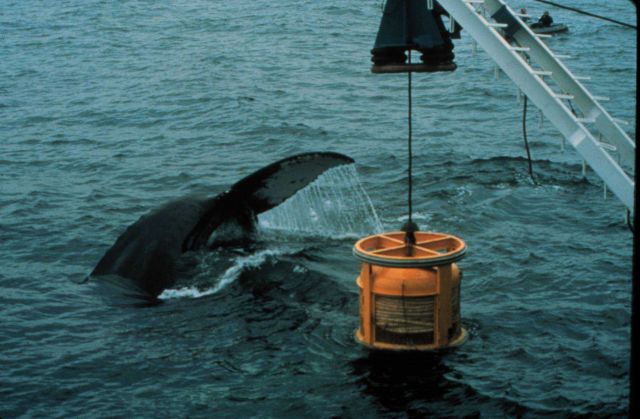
left=89, top=152, right=354, bottom=300
left=183, top=152, right=355, bottom=250
left=230, top=152, right=355, bottom=213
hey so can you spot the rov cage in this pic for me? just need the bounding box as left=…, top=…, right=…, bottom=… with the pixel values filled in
left=354, top=231, right=467, bottom=351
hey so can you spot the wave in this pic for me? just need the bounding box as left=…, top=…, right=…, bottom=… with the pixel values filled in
left=159, top=248, right=291, bottom=300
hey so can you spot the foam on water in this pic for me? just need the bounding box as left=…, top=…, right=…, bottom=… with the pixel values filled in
left=160, top=248, right=286, bottom=300
left=395, top=211, right=433, bottom=226
left=258, top=165, right=383, bottom=237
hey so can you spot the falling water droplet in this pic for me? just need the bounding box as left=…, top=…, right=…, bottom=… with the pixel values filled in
left=258, top=165, right=383, bottom=237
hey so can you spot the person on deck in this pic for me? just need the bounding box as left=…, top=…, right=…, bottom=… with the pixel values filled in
left=538, top=11, right=553, bottom=27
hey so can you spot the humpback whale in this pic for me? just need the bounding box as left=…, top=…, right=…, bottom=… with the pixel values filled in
left=89, top=152, right=354, bottom=300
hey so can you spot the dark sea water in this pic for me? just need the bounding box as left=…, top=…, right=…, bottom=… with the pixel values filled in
left=0, top=1, right=636, bottom=417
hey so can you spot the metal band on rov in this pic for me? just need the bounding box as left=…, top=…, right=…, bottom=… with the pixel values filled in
left=353, top=231, right=467, bottom=268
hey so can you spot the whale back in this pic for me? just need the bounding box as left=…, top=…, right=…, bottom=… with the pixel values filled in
left=90, top=198, right=208, bottom=297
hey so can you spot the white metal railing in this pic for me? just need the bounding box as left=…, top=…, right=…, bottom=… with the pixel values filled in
left=437, top=0, right=635, bottom=212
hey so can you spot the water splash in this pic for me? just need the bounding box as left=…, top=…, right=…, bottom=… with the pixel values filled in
left=258, top=165, right=383, bottom=237
left=159, top=249, right=282, bottom=300
left=159, top=285, right=218, bottom=300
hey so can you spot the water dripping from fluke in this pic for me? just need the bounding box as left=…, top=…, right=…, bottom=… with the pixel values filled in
left=258, top=165, right=383, bottom=238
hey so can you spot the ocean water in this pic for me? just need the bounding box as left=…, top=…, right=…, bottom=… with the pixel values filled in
left=0, top=0, right=636, bottom=417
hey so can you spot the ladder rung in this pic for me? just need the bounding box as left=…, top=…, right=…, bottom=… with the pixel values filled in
left=516, top=14, right=532, bottom=19
left=464, top=0, right=485, bottom=3
left=509, top=46, right=530, bottom=52
left=577, top=117, right=596, bottom=124
left=598, top=142, right=617, bottom=152
left=532, top=70, right=553, bottom=76
left=574, top=76, right=591, bottom=81
left=488, top=22, right=509, bottom=28
left=554, top=54, right=571, bottom=59
left=536, top=33, right=553, bottom=38
left=613, top=118, right=629, bottom=125
left=554, top=93, right=575, bottom=100
left=593, top=96, right=610, bottom=101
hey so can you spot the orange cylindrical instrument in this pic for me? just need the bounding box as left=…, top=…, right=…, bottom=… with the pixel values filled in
left=354, top=231, right=467, bottom=351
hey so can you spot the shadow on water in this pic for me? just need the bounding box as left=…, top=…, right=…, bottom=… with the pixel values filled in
left=350, top=350, right=527, bottom=417
left=350, top=351, right=470, bottom=416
